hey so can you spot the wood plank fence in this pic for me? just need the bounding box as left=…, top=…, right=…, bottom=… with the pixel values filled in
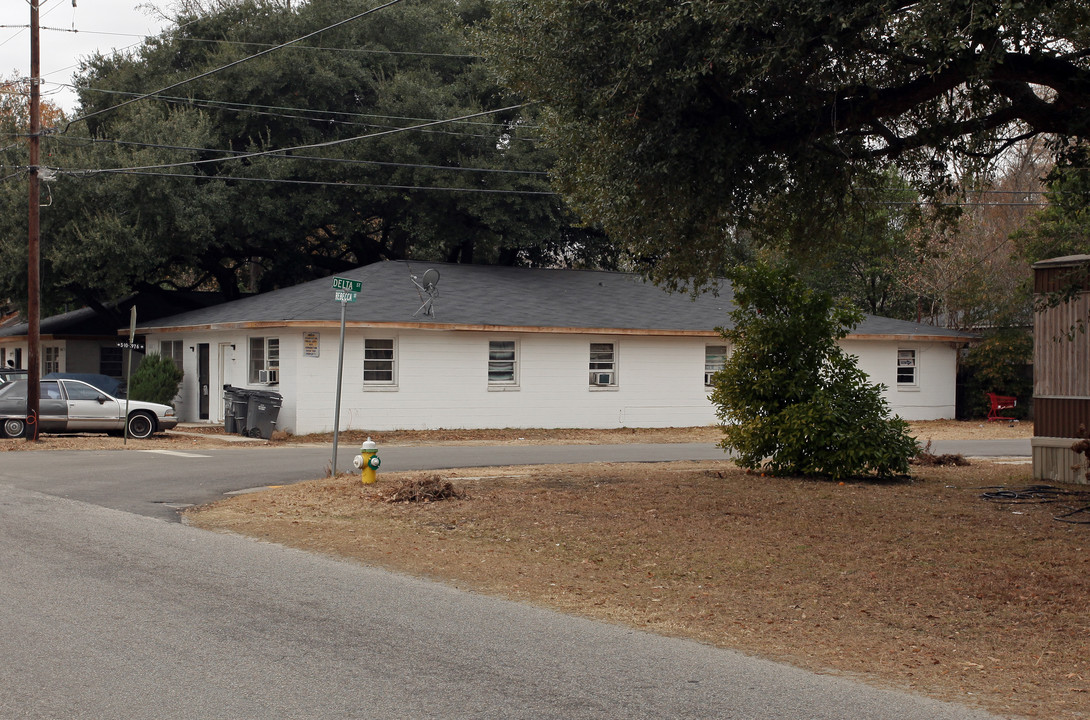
left=1033, top=255, right=1090, bottom=484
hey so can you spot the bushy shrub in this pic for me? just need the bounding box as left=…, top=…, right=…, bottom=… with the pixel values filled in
left=710, top=261, right=919, bottom=479
left=128, top=353, right=183, bottom=407
left=958, top=330, right=1032, bottom=419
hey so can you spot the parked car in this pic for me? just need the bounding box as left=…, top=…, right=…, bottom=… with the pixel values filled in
left=0, top=378, right=177, bottom=439
left=0, top=368, right=28, bottom=387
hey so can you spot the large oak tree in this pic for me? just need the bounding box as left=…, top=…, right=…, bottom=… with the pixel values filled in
left=482, top=0, right=1090, bottom=288
left=0, top=0, right=608, bottom=312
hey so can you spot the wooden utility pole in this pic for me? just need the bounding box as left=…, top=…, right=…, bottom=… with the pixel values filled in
left=26, top=0, right=41, bottom=441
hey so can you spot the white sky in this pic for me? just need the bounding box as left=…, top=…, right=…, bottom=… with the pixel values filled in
left=0, top=1, right=171, bottom=112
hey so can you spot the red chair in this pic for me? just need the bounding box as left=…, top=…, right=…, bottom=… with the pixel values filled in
left=986, top=393, right=1017, bottom=422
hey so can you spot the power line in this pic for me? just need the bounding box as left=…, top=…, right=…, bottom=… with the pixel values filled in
left=47, top=134, right=550, bottom=177
left=64, top=86, right=540, bottom=139
left=57, top=168, right=558, bottom=196
left=63, top=0, right=408, bottom=131
left=37, top=25, right=480, bottom=59
left=62, top=102, right=532, bottom=175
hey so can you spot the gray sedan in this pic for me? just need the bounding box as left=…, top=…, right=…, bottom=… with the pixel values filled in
left=0, top=379, right=178, bottom=439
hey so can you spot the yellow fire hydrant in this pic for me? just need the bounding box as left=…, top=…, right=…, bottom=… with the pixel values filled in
left=353, top=437, right=381, bottom=485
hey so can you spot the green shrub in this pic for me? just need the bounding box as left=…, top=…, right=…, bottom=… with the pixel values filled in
left=128, top=353, right=183, bottom=407
left=958, top=330, right=1032, bottom=420
left=710, top=260, right=919, bottom=479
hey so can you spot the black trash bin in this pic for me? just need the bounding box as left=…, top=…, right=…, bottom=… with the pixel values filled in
left=229, top=388, right=251, bottom=435
left=222, top=386, right=250, bottom=435
left=222, top=386, right=241, bottom=434
left=245, top=389, right=283, bottom=439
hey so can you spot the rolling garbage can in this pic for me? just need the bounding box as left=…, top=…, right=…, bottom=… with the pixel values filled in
left=222, top=386, right=250, bottom=435
left=230, top=388, right=252, bottom=435
left=245, top=389, right=283, bottom=439
left=222, top=386, right=241, bottom=434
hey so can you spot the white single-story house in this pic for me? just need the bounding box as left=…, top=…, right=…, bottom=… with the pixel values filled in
left=136, top=261, right=974, bottom=433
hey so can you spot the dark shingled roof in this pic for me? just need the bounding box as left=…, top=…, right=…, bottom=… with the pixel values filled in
left=0, top=291, right=230, bottom=339
left=140, top=261, right=974, bottom=339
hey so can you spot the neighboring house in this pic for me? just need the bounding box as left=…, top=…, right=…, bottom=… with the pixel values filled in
left=137, top=261, right=974, bottom=433
left=1032, top=254, right=1090, bottom=485
left=0, top=293, right=226, bottom=399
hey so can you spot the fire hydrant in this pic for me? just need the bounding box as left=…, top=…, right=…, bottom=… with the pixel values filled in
left=353, top=437, right=381, bottom=485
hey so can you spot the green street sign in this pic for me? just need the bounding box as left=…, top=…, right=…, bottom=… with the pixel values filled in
left=334, top=290, right=358, bottom=303
left=332, top=276, right=362, bottom=293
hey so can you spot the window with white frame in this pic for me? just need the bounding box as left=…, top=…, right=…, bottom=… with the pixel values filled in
left=488, top=340, right=518, bottom=386
left=42, top=346, right=61, bottom=375
left=589, top=342, right=617, bottom=387
left=896, top=348, right=917, bottom=386
left=249, top=336, right=280, bottom=383
left=705, top=345, right=727, bottom=386
left=161, top=340, right=184, bottom=371
left=363, top=338, right=396, bottom=385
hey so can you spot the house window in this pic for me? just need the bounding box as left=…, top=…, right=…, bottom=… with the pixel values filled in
left=488, top=340, right=518, bottom=386
left=589, top=342, right=616, bottom=387
left=100, top=346, right=123, bottom=377
left=161, top=340, right=184, bottom=371
left=705, top=345, right=727, bottom=386
left=363, top=338, right=396, bottom=384
left=249, top=337, right=280, bottom=383
left=42, top=346, right=61, bottom=375
left=897, top=349, right=917, bottom=386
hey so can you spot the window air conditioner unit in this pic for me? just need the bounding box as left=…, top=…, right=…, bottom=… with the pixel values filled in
left=258, top=368, right=279, bottom=384
left=590, top=371, right=614, bottom=386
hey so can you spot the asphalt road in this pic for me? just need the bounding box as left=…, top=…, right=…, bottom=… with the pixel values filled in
left=0, top=481, right=1002, bottom=720
left=0, top=438, right=1031, bottom=522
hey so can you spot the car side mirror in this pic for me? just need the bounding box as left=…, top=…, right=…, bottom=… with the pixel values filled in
left=97, top=395, right=107, bottom=404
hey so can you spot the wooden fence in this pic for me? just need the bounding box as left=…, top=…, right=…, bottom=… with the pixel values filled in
left=1033, top=255, right=1090, bottom=484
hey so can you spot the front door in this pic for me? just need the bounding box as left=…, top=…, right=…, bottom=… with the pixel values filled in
left=217, top=343, right=235, bottom=422
left=198, top=343, right=210, bottom=420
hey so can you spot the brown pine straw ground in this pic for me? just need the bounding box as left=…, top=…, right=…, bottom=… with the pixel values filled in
left=177, top=421, right=1088, bottom=720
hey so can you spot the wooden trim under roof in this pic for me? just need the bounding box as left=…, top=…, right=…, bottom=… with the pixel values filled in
left=135, top=320, right=971, bottom=343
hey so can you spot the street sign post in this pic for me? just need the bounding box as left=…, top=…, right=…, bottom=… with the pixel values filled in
left=124, top=307, right=136, bottom=445
left=329, top=279, right=360, bottom=476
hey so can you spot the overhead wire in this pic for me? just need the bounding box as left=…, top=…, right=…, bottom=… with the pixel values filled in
left=75, top=169, right=558, bottom=196
left=60, top=102, right=533, bottom=175
left=39, top=26, right=480, bottom=59
left=46, top=134, right=549, bottom=176
left=55, top=87, right=542, bottom=142
left=69, top=86, right=532, bottom=130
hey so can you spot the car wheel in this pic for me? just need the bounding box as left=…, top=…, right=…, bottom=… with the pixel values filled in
left=127, top=412, right=156, bottom=439
left=3, top=418, right=25, bottom=438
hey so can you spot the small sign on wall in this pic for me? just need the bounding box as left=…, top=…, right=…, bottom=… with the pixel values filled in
left=303, top=332, right=320, bottom=358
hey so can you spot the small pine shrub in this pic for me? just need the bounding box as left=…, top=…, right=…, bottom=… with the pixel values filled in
left=128, top=353, right=183, bottom=407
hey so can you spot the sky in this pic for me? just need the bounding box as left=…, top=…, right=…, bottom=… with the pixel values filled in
left=0, top=0, right=170, bottom=112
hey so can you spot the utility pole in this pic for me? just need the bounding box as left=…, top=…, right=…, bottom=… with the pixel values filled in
left=26, top=0, right=41, bottom=441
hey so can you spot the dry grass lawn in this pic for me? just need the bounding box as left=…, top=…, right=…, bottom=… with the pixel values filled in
left=183, top=420, right=1088, bottom=720
left=11, top=418, right=1081, bottom=716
